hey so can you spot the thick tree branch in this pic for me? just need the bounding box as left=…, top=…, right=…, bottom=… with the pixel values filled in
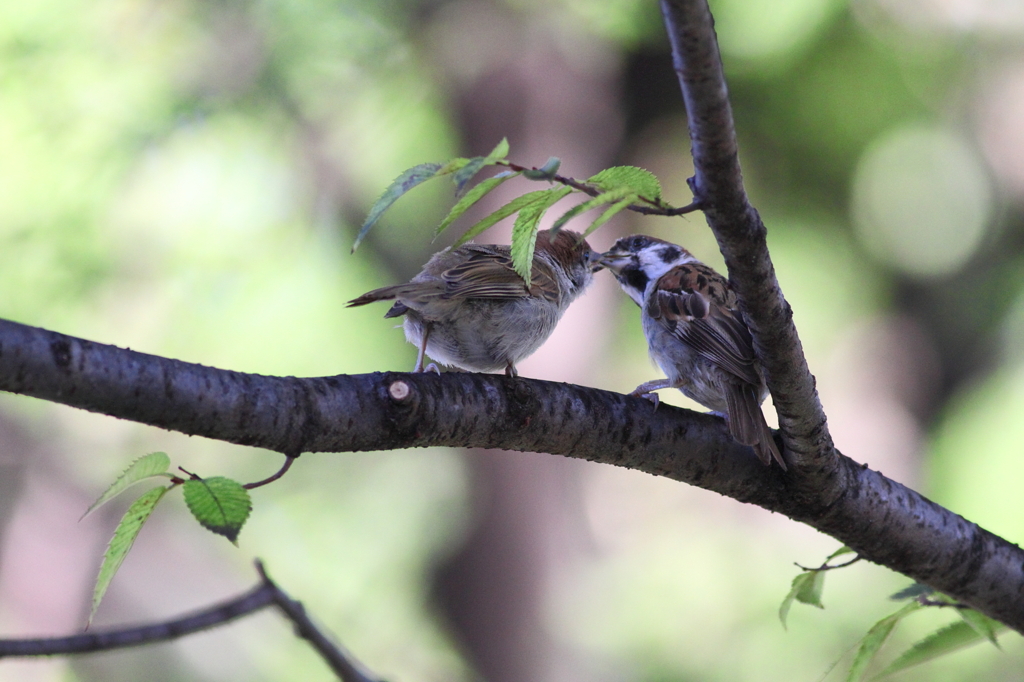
left=0, top=560, right=380, bottom=682
left=1, top=0, right=1019, bottom=666
left=660, top=0, right=838, bottom=494
left=1, top=318, right=1023, bottom=633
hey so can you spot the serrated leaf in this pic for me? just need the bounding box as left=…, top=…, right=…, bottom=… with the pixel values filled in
left=873, top=619, right=996, bottom=680
left=846, top=601, right=921, bottom=682
left=780, top=573, right=808, bottom=629
left=352, top=162, right=443, bottom=252
left=550, top=187, right=634, bottom=232
left=890, top=583, right=934, bottom=601
left=182, top=477, right=252, bottom=545
left=510, top=187, right=573, bottom=283
left=438, top=157, right=472, bottom=175
left=796, top=569, right=827, bottom=607
left=779, top=571, right=825, bottom=629
left=89, top=485, right=169, bottom=626
left=454, top=187, right=570, bottom=247
left=957, top=609, right=1004, bottom=648
left=484, top=137, right=509, bottom=162
left=483, top=137, right=507, bottom=160
left=82, top=452, right=172, bottom=520
left=510, top=207, right=543, bottom=284
left=582, top=196, right=634, bottom=238
left=587, top=165, right=662, bottom=200
left=522, top=156, right=561, bottom=180
left=435, top=172, right=518, bottom=237
left=445, top=140, right=512, bottom=197
left=450, top=157, right=490, bottom=196
left=826, top=546, right=856, bottom=562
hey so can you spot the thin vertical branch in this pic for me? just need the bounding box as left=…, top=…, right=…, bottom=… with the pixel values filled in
left=659, top=0, right=841, bottom=496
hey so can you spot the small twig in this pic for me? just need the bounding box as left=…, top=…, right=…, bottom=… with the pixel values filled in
left=257, top=562, right=381, bottom=682
left=795, top=555, right=862, bottom=572
left=500, top=160, right=703, bottom=217
left=0, top=560, right=382, bottom=682
left=244, top=455, right=297, bottom=490
left=0, top=582, right=275, bottom=658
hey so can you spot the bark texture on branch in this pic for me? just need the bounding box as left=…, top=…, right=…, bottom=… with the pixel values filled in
left=1, top=317, right=1023, bottom=633
left=1, top=0, right=1020, bottom=651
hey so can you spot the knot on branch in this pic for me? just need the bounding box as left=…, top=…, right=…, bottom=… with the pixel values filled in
left=388, top=380, right=412, bottom=403
left=380, top=372, right=424, bottom=436
left=50, top=338, right=73, bottom=371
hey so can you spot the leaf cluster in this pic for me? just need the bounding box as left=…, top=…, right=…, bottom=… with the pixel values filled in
left=779, top=547, right=1007, bottom=681
left=353, top=139, right=679, bottom=283
left=83, top=452, right=252, bottom=626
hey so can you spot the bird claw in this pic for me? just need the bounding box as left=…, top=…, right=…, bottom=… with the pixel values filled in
left=411, top=361, right=442, bottom=375
left=630, top=390, right=661, bottom=410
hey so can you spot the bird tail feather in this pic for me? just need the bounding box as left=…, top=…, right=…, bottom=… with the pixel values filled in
left=725, top=384, right=786, bottom=470
left=346, top=285, right=402, bottom=308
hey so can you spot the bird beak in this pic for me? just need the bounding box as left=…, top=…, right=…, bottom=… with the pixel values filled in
left=597, top=248, right=630, bottom=274
left=588, top=250, right=605, bottom=273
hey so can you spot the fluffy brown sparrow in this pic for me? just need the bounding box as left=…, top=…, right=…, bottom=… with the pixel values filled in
left=347, top=228, right=599, bottom=377
left=600, top=234, right=786, bottom=469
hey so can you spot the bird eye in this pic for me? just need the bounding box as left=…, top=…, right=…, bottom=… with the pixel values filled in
left=629, top=236, right=647, bottom=250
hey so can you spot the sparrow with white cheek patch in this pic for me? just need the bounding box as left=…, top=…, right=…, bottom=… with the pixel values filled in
left=600, top=234, right=786, bottom=470
left=347, top=228, right=600, bottom=377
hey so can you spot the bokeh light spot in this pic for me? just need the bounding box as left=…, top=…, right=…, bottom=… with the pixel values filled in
left=712, top=0, right=844, bottom=62
left=851, top=124, right=993, bottom=277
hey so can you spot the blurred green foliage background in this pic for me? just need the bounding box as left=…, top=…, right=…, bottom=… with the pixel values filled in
left=1, top=0, right=1023, bottom=680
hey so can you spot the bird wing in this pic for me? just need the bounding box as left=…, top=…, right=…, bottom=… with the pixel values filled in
left=648, top=264, right=762, bottom=387
left=441, top=246, right=560, bottom=302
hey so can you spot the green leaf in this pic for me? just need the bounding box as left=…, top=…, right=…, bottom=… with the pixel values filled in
left=82, top=452, right=172, bottom=520
left=435, top=172, right=518, bottom=237
left=454, top=187, right=569, bottom=247
left=890, top=583, right=934, bottom=601
left=826, top=546, right=856, bottom=562
left=483, top=137, right=509, bottom=163
left=846, top=601, right=922, bottom=682
left=550, top=187, right=634, bottom=232
left=873, top=619, right=997, bottom=680
left=182, top=476, right=252, bottom=545
left=522, top=156, right=561, bottom=180
left=957, top=609, right=1004, bottom=648
left=510, top=187, right=573, bottom=283
left=779, top=571, right=826, bottom=629
left=795, top=569, right=827, bottom=607
left=451, top=157, right=490, bottom=196
left=352, top=162, right=443, bottom=252
left=587, top=165, right=662, bottom=200
left=583, top=196, right=634, bottom=238
left=90, top=485, right=169, bottom=626
left=445, top=139, right=511, bottom=196
left=438, top=157, right=472, bottom=175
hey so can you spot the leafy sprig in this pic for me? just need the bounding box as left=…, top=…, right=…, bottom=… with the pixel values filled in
left=779, top=547, right=1007, bottom=681
left=353, top=139, right=699, bottom=284
left=83, top=453, right=252, bottom=626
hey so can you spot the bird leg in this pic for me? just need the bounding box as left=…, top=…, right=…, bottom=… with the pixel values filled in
left=629, top=378, right=674, bottom=409
left=504, top=361, right=518, bottom=378
left=413, top=324, right=432, bottom=373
